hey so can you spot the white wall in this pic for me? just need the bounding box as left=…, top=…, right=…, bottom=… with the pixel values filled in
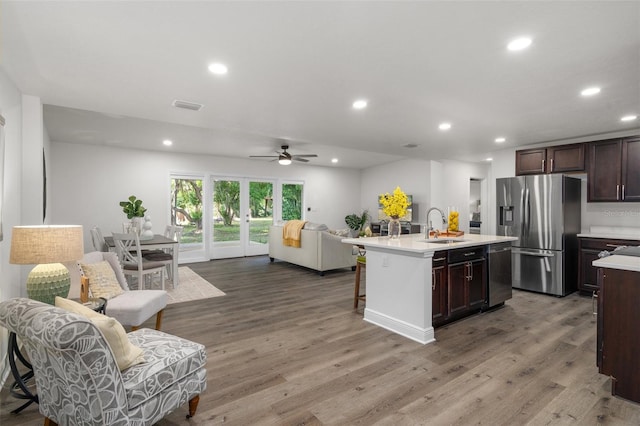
left=50, top=142, right=362, bottom=254
left=360, top=159, right=431, bottom=225
left=0, top=70, right=26, bottom=384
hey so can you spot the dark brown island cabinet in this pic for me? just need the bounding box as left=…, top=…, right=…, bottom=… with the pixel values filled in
left=587, top=136, right=640, bottom=202
left=515, top=143, right=585, bottom=175
left=578, top=237, right=640, bottom=294
left=432, top=247, right=486, bottom=327
left=597, top=266, right=640, bottom=404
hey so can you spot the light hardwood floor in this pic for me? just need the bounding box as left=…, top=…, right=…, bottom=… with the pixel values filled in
left=2, top=255, right=639, bottom=425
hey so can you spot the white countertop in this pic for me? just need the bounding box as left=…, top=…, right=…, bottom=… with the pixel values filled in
left=593, top=255, right=640, bottom=273
left=342, top=233, right=518, bottom=254
left=578, top=226, right=640, bottom=241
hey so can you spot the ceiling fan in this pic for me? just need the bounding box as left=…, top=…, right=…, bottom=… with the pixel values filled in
left=250, top=145, right=318, bottom=165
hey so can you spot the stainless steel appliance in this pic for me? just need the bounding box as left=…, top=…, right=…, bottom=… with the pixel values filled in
left=496, top=175, right=581, bottom=296
left=487, top=242, right=513, bottom=307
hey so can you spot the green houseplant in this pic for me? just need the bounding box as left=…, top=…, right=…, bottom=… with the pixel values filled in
left=119, top=195, right=147, bottom=219
left=345, top=210, right=369, bottom=236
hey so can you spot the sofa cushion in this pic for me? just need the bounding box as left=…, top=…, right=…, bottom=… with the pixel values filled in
left=123, top=328, right=207, bottom=409
left=303, top=222, right=328, bottom=231
left=106, top=290, right=167, bottom=327
left=55, top=297, right=145, bottom=370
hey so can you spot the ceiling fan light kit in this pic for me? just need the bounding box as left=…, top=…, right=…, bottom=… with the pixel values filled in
left=250, top=145, right=318, bottom=165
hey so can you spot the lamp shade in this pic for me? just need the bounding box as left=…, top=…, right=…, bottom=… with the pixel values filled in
left=10, top=225, right=84, bottom=265
left=10, top=225, right=84, bottom=305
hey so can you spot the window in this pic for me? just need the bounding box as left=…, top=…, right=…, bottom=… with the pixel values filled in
left=281, top=183, right=303, bottom=221
left=170, top=177, right=203, bottom=244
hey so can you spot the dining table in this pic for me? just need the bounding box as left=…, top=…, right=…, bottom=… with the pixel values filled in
left=104, top=234, right=180, bottom=287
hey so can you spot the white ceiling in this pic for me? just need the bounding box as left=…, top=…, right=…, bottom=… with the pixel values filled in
left=2, top=1, right=639, bottom=169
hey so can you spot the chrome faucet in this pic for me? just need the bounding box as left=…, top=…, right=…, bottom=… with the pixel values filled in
left=426, top=207, right=446, bottom=239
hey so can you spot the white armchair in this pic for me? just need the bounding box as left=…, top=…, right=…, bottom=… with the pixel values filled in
left=78, top=251, right=167, bottom=330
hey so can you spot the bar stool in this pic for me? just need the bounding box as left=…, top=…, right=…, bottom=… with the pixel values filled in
left=354, top=248, right=366, bottom=310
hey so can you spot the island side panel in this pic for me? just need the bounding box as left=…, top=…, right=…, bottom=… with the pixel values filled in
left=363, top=247, right=435, bottom=345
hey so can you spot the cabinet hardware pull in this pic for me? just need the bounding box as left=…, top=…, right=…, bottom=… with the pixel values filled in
left=542, top=159, right=545, bottom=172
left=463, top=252, right=476, bottom=257
left=622, top=184, right=625, bottom=201
left=550, top=158, right=554, bottom=172
left=616, top=184, right=620, bottom=201
left=433, top=257, right=445, bottom=262
left=605, top=244, right=625, bottom=248
left=432, top=271, right=436, bottom=291
left=592, top=291, right=598, bottom=316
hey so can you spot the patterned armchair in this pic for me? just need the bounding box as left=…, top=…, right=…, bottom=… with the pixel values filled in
left=0, top=298, right=207, bottom=425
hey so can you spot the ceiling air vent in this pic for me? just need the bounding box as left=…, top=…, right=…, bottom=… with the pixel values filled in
left=171, top=99, right=204, bottom=111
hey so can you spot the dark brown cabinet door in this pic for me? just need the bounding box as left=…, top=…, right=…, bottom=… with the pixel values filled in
left=588, top=139, right=622, bottom=202
left=515, top=149, right=546, bottom=175
left=547, top=144, right=585, bottom=173
left=578, top=237, right=639, bottom=293
left=468, top=260, right=487, bottom=309
left=622, top=136, right=640, bottom=202
left=448, top=263, right=468, bottom=316
left=431, top=256, right=447, bottom=327
left=597, top=267, right=640, bottom=403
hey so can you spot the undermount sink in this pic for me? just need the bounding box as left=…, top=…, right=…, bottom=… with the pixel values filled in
left=421, top=238, right=469, bottom=244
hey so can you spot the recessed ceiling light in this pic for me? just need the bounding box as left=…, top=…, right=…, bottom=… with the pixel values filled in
left=208, top=63, right=228, bottom=75
left=486, top=157, right=493, bottom=162
left=621, top=115, right=637, bottom=122
left=352, top=99, right=368, bottom=110
left=163, top=139, right=173, bottom=146
left=495, top=137, right=506, bottom=143
left=331, top=158, right=338, bottom=164
left=439, top=122, right=452, bottom=131
left=507, top=37, right=532, bottom=51
left=581, top=87, right=601, bottom=96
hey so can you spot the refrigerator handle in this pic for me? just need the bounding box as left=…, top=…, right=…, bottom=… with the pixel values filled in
left=520, top=187, right=526, bottom=240
left=512, top=249, right=555, bottom=258
left=525, top=187, right=531, bottom=236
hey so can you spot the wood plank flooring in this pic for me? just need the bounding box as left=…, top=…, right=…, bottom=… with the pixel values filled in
left=2, top=255, right=640, bottom=425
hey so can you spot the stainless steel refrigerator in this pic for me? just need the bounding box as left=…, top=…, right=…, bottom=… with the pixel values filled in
left=496, top=175, right=581, bottom=296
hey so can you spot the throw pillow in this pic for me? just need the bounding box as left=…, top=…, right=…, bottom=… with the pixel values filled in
left=55, top=297, right=145, bottom=370
left=79, top=261, right=125, bottom=300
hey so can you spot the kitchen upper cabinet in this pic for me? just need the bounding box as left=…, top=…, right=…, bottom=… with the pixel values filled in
left=621, top=136, right=640, bottom=202
left=588, top=137, right=640, bottom=202
left=515, top=144, right=585, bottom=175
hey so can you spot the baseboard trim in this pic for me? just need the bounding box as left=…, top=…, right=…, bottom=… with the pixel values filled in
left=363, top=308, right=435, bottom=345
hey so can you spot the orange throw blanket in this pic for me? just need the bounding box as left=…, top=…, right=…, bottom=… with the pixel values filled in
left=282, top=220, right=307, bottom=248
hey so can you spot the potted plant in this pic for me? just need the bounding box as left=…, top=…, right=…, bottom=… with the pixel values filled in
left=345, top=210, right=369, bottom=237
left=120, top=195, right=147, bottom=218
left=119, top=195, right=147, bottom=233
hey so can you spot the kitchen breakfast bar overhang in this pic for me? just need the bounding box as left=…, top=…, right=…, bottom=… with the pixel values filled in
left=342, top=234, right=518, bottom=345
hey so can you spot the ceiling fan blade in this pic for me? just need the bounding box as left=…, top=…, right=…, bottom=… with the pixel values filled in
left=292, top=154, right=318, bottom=158
left=249, top=155, right=279, bottom=158
left=293, top=157, right=309, bottom=163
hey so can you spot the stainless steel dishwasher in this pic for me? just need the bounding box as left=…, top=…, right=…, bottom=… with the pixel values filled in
left=487, top=242, right=513, bottom=308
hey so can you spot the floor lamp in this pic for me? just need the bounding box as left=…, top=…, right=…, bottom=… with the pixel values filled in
left=7, top=225, right=84, bottom=413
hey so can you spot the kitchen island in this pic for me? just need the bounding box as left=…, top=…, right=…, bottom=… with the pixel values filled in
left=342, top=233, right=517, bottom=345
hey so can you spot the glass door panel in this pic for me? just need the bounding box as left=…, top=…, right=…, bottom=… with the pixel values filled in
left=246, top=180, right=273, bottom=256
left=212, top=178, right=242, bottom=258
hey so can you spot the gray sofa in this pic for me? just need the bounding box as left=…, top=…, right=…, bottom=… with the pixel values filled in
left=269, top=224, right=356, bottom=275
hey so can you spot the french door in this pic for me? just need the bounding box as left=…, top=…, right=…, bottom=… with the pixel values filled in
left=210, top=177, right=274, bottom=259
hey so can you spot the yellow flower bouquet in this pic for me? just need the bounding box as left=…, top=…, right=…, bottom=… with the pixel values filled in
left=379, top=187, right=411, bottom=219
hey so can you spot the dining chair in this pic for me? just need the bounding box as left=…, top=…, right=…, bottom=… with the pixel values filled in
left=90, top=226, right=109, bottom=252
left=112, top=232, right=167, bottom=290
left=142, top=225, right=183, bottom=281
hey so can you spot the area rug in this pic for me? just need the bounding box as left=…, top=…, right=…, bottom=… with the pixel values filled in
left=164, top=266, right=225, bottom=305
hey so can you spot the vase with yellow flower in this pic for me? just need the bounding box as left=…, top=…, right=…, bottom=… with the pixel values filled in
left=379, top=186, right=411, bottom=239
